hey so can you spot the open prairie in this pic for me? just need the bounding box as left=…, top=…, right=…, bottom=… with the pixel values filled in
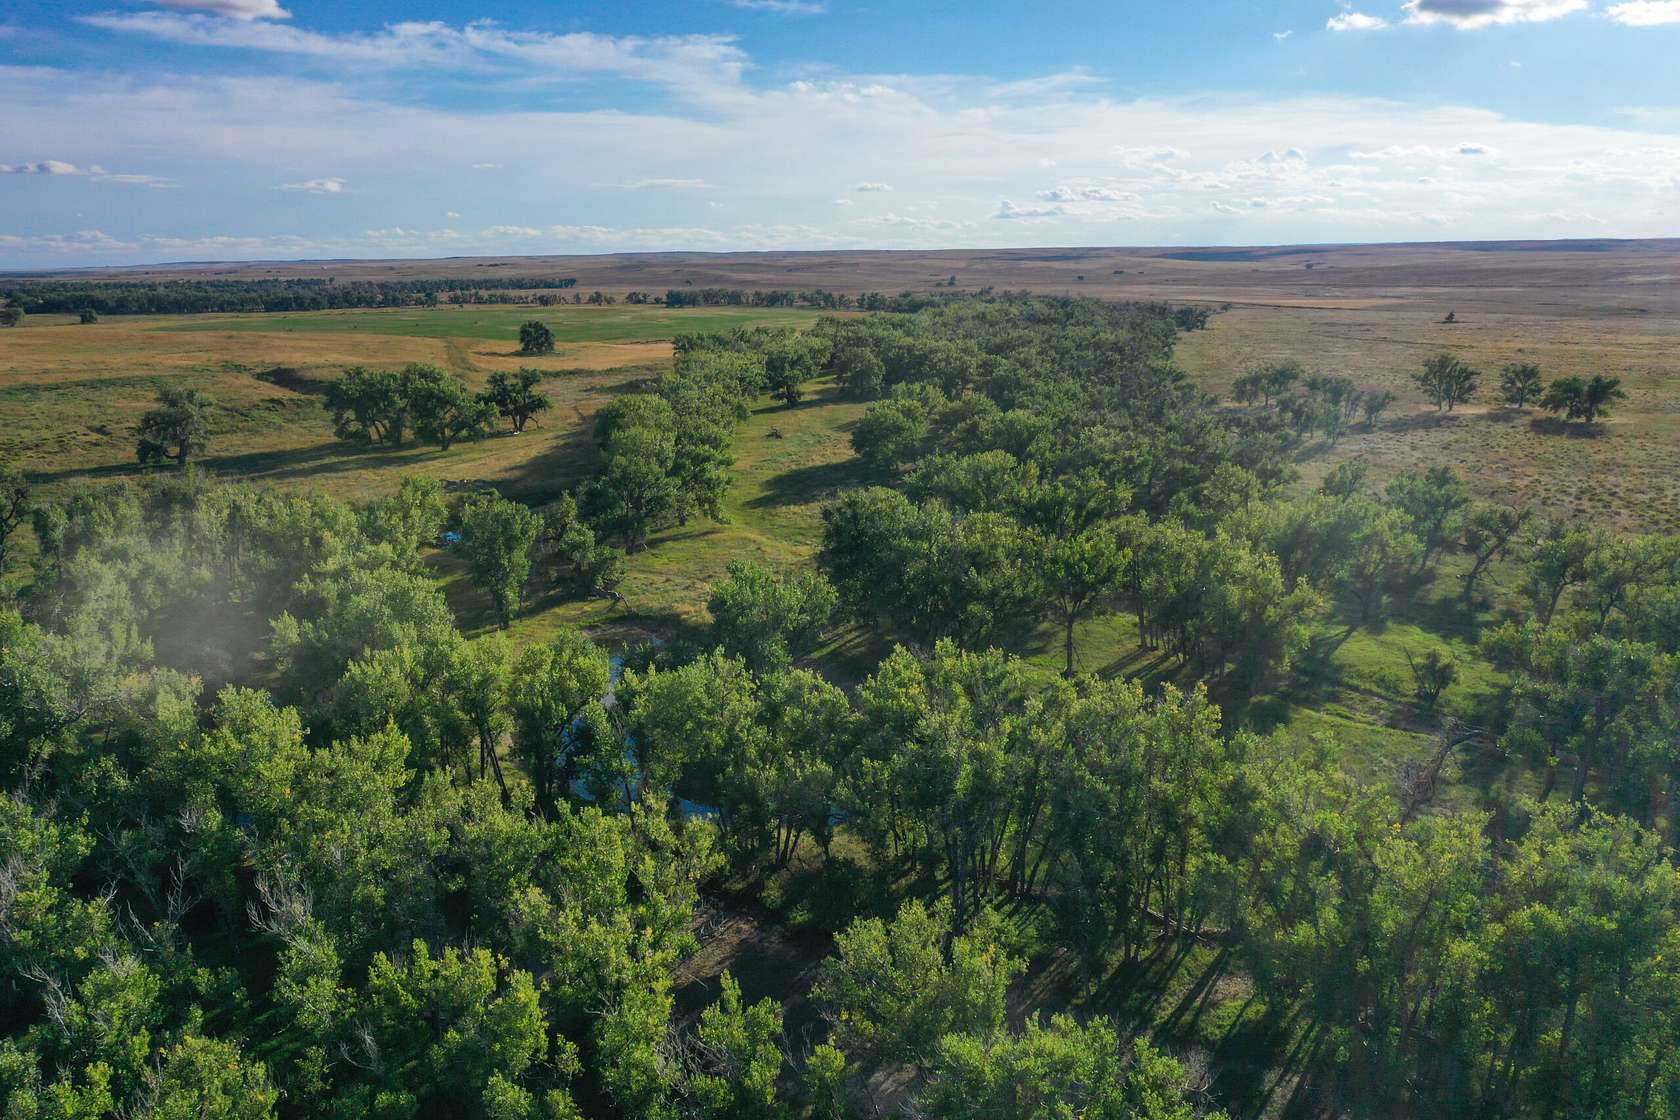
left=6, top=240, right=1674, bottom=764
left=7, top=239, right=1680, bottom=533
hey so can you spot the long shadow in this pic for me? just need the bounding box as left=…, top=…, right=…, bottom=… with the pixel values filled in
left=1528, top=416, right=1610, bottom=438
left=496, top=422, right=600, bottom=505
left=743, top=457, right=872, bottom=510
left=29, top=439, right=376, bottom=487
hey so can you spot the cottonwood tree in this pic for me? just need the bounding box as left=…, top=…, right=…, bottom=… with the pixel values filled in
left=813, top=900, right=1022, bottom=1069
left=582, top=395, right=684, bottom=552
left=1500, top=362, right=1545, bottom=408
left=457, top=492, right=542, bottom=628
left=517, top=319, right=555, bottom=355
left=323, top=366, right=409, bottom=446
left=1542, top=374, right=1626, bottom=424
left=0, top=305, right=22, bottom=327
left=542, top=493, right=626, bottom=598
left=1460, top=501, right=1530, bottom=604
left=0, top=462, right=28, bottom=575
left=1361, top=388, right=1396, bottom=428
left=481, top=368, right=551, bottom=432
left=407, top=365, right=496, bottom=450
left=1387, top=465, right=1470, bottom=573
left=1413, top=353, right=1479, bottom=412
left=763, top=333, right=831, bottom=406
left=508, top=630, right=612, bottom=816
left=707, top=559, right=838, bottom=672
left=919, top=1021, right=1220, bottom=1120
left=1230, top=359, right=1303, bottom=407
left=1037, top=523, right=1127, bottom=677
left=136, top=386, right=213, bottom=468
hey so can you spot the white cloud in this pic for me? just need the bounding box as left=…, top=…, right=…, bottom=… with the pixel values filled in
left=853, top=181, right=893, bottom=192
left=1607, top=0, right=1680, bottom=24
left=275, top=176, right=345, bottom=193
left=623, top=177, right=711, bottom=189
left=5, top=49, right=1680, bottom=265
left=1401, top=0, right=1588, bottom=28
left=1327, top=12, right=1390, bottom=30
left=993, top=200, right=1065, bottom=221
left=148, top=0, right=291, bottom=20
left=1038, top=183, right=1143, bottom=203
left=471, top=163, right=502, bottom=170
left=446, top=210, right=461, bottom=219
left=1273, top=29, right=1295, bottom=39
left=727, top=0, right=826, bottom=13
left=78, top=14, right=749, bottom=99
left=0, top=159, right=174, bottom=187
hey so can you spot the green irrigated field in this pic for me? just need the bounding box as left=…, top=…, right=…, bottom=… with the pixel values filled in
left=157, top=304, right=830, bottom=343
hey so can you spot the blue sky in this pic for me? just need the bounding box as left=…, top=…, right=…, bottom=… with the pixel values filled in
left=2, top=0, right=1678, bottom=267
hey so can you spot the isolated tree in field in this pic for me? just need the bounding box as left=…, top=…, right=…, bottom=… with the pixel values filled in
left=0, top=462, right=29, bottom=574
left=78, top=308, right=98, bottom=324
left=1038, top=524, right=1128, bottom=677
left=1460, top=501, right=1531, bottom=604
left=1386, top=465, right=1470, bottom=572
left=1500, top=362, right=1544, bottom=408
left=708, top=559, right=838, bottom=672
left=458, top=492, right=542, bottom=628
left=1541, top=374, right=1626, bottom=424
left=517, top=319, right=554, bottom=355
left=136, top=386, right=213, bottom=468
left=0, top=306, right=22, bottom=327
left=1361, top=389, right=1396, bottom=429
left=1413, top=353, right=1479, bottom=412
left=407, top=365, right=497, bottom=450
left=324, top=365, right=408, bottom=446
left=481, top=368, right=550, bottom=432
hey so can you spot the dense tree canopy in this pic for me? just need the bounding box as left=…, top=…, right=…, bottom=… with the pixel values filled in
left=2, top=295, right=1677, bottom=1120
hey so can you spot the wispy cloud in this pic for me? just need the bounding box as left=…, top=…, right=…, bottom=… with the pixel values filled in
left=853, top=181, right=893, bottom=192
left=623, top=177, right=712, bottom=189
left=275, top=176, right=345, bottom=193
left=727, top=0, right=826, bottom=13
left=78, top=14, right=749, bottom=98
left=0, top=159, right=174, bottom=186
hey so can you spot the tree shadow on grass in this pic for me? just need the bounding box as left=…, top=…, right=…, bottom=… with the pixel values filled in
left=30, top=440, right=393, bottom=488
left=496, top=422, right=599, bottom=505
left=742, top=457, right=873, bottom=510
left=1528, top=416, right=1609, bottom=438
